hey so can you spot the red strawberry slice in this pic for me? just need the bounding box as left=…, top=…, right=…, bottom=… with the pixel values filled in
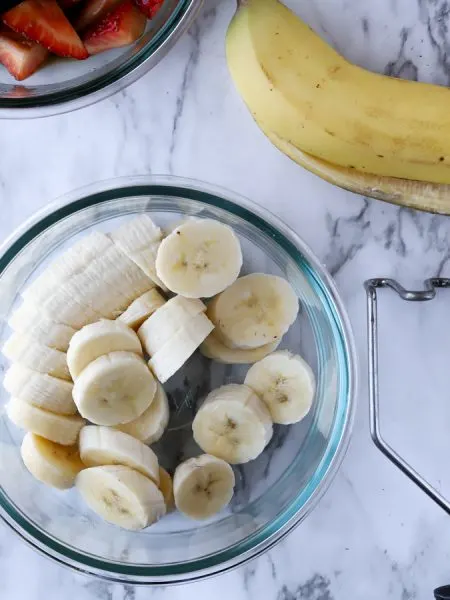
left=133, top=0, right=163, bottom=19
left=0, top=31, right=48, bottom=80
left=83, top=0, right=146, bottom=55
left=3, top=0, right=88, bottom=59
left=74, top=0, right=122, bottom=32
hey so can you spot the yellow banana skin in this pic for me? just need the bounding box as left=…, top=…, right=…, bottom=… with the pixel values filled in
left=266, top=131, right=450, bottom=215
left=226, top=0, right=450, bottom=187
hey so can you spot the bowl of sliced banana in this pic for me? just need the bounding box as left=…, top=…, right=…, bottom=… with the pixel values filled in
left=0, top=176, right=356, bottom=583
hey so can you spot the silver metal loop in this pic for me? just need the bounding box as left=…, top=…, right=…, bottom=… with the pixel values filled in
left=365, top=277, right=450, bottom=515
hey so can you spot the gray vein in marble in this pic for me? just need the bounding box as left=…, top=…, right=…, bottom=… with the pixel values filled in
left=361, top=17, right=369, bottom=36
left=324, top=198, right=370, bottom=277
left=385, top=28, right=419, bottom=80
left=267, top=553, right=277, bottom=581
left=419, top=0, right=450, bottom=84
left=388, top=208, right=407, bottom=257
left=123, top=583, right=136, bottom=600
left=243, top=564, right=257, bottom=595
left=168, top=25, right=201, bottom=173
left=110, top=89, right=150, bottom=177
left=84, top=580, right=113, bottom=600
left=383, top=554, right=417, bottom=600
left=321, top=193, right=450, bottom=282
left=168, top=3, right=219, bottom=174
left=277, top=574, right=333, bottom=600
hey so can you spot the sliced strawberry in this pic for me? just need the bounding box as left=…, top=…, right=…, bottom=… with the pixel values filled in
left=133, top=0, right=163, bottom=19
left=0, top=31, right=48, bottom=80
left=83, top=0, right=146, bottom=55
left=3, top=0, right=88, bottom=59
left=74, top=0, right=122, bottom=32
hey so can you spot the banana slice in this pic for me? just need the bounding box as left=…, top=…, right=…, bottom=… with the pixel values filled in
left=67, top=319, right=143, bottom=379
left=138, top=296, right=206, bottom=356
left=98, top=244, right=157, bottom=303
left=3, top=364, right=76, bottom=415
left=39, top=245, right=155, bottom=331
left=117, top=289, right=166, bottom=330
left=200, top=332, right=280, bottom=364
left=3, top=333, right=71, bottom=381
left=114, top=382, right=169, bottom=444
left=148, top=312, right=214, bottom=383
left=110, top=215, right=165, bottom=289
left=158, top=467, right=174, bottom=511
left=244, top=350, right=315, bottom=424
left=21, top=432, right=85, bottom=490
left=8, top=302, right=77, bottom=352
left=7, top=398, right=85, bottom=445
left=22, top=232, right=112, bottom=304
left=73, top=351, right=156, bottom=426
left=192, top=384, right=273, bottom=464
left=173, top=454, right=235, bottom=519
left=58, top=245, right=155, bottom=323
left=76, top=465, right=166, bottom=530
left=79, top=426, right=160, bottom=485
left=207, top=273, right=298, bottom=349
left=155, top=219, right=243, bottom=298
left=40, top=285, right=104, bottom=330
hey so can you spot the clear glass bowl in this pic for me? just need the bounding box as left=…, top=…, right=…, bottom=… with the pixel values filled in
left=0, top=176, right=356, bottom=583
left=0, top=0, right=202, bottom=119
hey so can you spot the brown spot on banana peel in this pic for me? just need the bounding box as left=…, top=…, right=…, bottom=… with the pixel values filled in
left=328, top=65, right=341, bottom=77
left=267, top=130, right=450, bottom=215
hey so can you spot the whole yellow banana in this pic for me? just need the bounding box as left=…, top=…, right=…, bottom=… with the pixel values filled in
left=226, top=0, right=450, bottom=194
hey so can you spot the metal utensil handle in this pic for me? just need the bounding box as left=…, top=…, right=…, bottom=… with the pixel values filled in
left=365, top=277, right=450, bottom=515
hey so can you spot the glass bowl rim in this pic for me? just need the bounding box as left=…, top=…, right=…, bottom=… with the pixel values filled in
left=0, top=175, right=357, bottom=583
left=0, top=0, right=203, bottom=119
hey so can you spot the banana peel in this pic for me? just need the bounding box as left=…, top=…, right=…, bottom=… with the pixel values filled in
left=267, top=131, right=450, bottom=215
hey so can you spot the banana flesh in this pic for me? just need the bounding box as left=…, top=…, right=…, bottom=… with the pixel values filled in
left=192, top=383, right=273, bottom=464
left=76, top=465, right=166, bottom=530
left=21, top=432, right=85, bottom=490
left=244, top=350, right=315, bottom=424
left=173, top=454, right=235, bottom=519
left=72, top=351, right=156, bottom=426
left=79, top=425, right=160, bottom=484
left=67, top=319, right=143, bottom=379
left=114, top=382, right=169, bottom=444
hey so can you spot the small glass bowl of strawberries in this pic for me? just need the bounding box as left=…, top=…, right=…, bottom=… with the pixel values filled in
left=0, top=0, right=201, bottom=117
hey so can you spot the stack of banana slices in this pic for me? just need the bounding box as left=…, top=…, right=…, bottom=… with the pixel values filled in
left=2, top=214, right=316, bottom=528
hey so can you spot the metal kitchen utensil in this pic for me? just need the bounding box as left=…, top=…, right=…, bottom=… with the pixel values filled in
left=365, top=277, right=450, bottom=515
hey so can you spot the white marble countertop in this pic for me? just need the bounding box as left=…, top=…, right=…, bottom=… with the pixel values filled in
left=2, top=0, right=450, bottom=598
